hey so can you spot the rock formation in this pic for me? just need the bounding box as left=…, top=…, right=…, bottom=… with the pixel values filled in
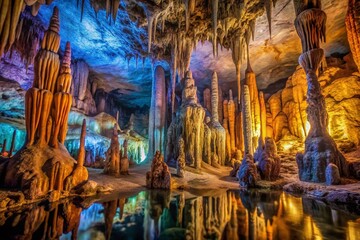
left=0, top=8, right=89, bottom=200
left=120, top=139, right=129, bottom=174
left=71, top=59, right=97, bottom=115
left=148, top=66, right=166, bottom=158
left=203, top=88, right=211, bottom=113
left=177, top=137, right=185, bottom=177
left=146, top=150, right=171, bottom=189
left=242, top=85, right=253, bottom=155
left=294, top=1, right=349, bottom=182
left=255, top=137, right=281, bottom=181
left=345, top=0, right=360, bottom=71
left=104, top=123, right=120, bottom=177
left=166, top=71, right=205, bottom=169
left=237, top=154, right=259, bottom=188
left=245, top=63, right=261, bottom=152
left=208, top=72, right=226, bottom=165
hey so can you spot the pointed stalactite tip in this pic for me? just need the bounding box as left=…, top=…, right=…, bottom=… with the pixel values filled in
left=62, top=42, right=72, bottom=68
left=49, top=7, right=60, bottom=33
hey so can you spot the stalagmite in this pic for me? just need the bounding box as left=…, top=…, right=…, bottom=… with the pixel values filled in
left=243, top=85, right=253, bottom=155
left=148, top=66, right=166, bottom=158
left=1, top=7, right=90, bottom=200
left=146, top=151, right=171, bottom=189
left=203, top=88, right=211, bottom=113
left=9, top=130, right=16, bottom=158
left=65, top=119, right=88, bottom=189
left=235, top=111, right=244, bottom=153
left=345, top=0, right=360, bottom=71
left=51, top=92, right=72, bottom=148
left=104, top=124, right=120, bottom=177
left=245, top=63, right=260, bottom=151
left=1, top=139, right=7, bottom=156
left=177, top=137, right=185, bottom=177
left=209, top=72, right=226, bottom=165
left=228, top=90, right=236, bottom=152
left=259, top=91, right=267, bottom=146
left=120, top=140, right=129, bottom=174
left=56, top=42, right=72, bottom=93
left=294, top=1, right=348, bottom=182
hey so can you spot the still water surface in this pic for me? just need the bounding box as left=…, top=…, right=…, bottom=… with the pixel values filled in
left=0, top=190, right=359, bottom=240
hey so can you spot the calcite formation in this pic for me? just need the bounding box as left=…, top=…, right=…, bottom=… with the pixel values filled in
left=208, top=72, right=226, bottom=166
left=148, top=66, right=166, bottom=158
left=0, top=8, right=89, bottom=200
left=146, top=151, right=171, bottom=189
left=255, top=137, right=281, bottom=181
left=177, top=137, right=185, bottom=177
left=167, top=71, right=226, bottom=170
left=245, top=63, right=261, bottom=152
left=294, top=1, right=348, bottom=183
left=242, top=85, right=253, bottom=155
left=104, top=123, right=120, bottom=177
left=120, top=139, right=129, bottom=174
left=346, top=0, right=360, bottom=71
left=237, top=154, right=259, bottom=188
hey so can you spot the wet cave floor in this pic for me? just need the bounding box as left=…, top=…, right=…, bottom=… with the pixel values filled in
left=0, top=150, right=360, bottom=240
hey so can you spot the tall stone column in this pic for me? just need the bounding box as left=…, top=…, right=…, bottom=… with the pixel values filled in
left=148, top=66, right=166, bottom=159
left=294, top=0, right=348, bottom=182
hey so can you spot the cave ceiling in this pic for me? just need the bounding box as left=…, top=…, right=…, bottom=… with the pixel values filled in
left=35, top=0, right=349, bottom=107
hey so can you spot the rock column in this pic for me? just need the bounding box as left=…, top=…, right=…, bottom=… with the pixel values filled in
left=294, top=0, right=348, bottom=182
left=148, top=66, right=166, bottom=158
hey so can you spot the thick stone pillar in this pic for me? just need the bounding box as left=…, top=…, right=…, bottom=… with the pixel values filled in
left=294, top=1, right=348, bottom=182
left=148, top=66, right=166, bottom=158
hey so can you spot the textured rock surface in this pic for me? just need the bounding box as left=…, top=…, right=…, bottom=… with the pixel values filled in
left=325, top=163, right=341, bottom=185
left=146, top=151, right=171, bottom=189
left=267, top=64, right=360, bottom=152
left=255, top=137, right=281, bottom=181
left=237, top=154, right=259, bottom=188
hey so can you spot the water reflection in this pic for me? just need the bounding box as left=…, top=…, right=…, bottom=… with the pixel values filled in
left=0, top=190, right=359, bottom=240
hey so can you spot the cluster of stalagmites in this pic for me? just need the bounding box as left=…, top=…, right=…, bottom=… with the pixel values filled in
left=0, top=7, right=90, bottom=200
left=103, top=123, right=129, bottom=176
left=146, top=150, right=171, bottom=189
left=167, top=70, right=226, bottom=172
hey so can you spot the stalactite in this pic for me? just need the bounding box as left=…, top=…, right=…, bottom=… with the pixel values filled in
left=243, top=85, right=253, bottom=155
left=147, top=14, right=154, bottom=53
left=228, top=90, right=236, bottom=152
left=345, top=0, right=360, bottom=71
left=265, top=0, right=273, bottom=37
left=212, top=0, right=219, bottom=56
left=259, top=91, right=267, bottom=146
